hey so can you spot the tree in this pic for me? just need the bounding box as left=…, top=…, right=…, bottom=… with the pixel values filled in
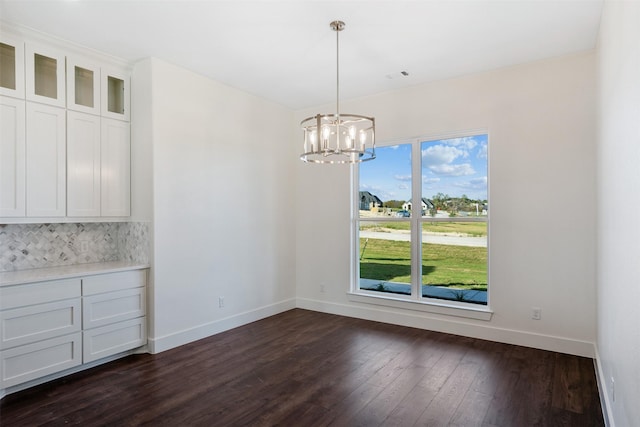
left=432, top=193, right=448, bottom=210
left=383, top=200, right=404, bottom=209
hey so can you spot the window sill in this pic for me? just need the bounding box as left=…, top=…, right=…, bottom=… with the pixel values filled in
left=347, top=292, right=493, bottom=321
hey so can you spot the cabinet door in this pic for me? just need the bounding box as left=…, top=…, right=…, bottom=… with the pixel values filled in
left=26, top=102, right=66, bottom=217
left=101, top=118, right=130, bottom=217
left=25, top=43, right=66, bottom=108
left=0, top=332, right=81, bottom=388
left=82, top=270, right=146, bottom=296
left=0, top=35, right=25, bottom=99
left=0, top=96, right=26, bottom=216
left=83, top=317, right=146, bottom=363
left=67, top=111, right=101, bottom=217
left=1, top=298, right=82, bottom=349
left=83, top=287, right=145, bottom=330
left=66, top=58, right=100, bottom=115
left=0, top=278, right=81, bottom=310
left=101, top=67, right=130, bottom=121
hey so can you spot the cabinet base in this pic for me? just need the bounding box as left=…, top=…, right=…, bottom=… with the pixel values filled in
left=0, top=345, right=147, bottom=400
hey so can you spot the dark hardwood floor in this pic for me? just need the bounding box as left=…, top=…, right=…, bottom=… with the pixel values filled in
left=0, top=309, right=604, bottom=426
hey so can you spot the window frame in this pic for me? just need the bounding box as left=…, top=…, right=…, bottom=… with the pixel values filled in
left=350, top=133, right=492, bottom=321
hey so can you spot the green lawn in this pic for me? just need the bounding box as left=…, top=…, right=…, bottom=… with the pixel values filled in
left=359, top=238, right=487, bottom=291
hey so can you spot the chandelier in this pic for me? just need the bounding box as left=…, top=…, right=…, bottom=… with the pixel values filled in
left=300, top=20, right=376, bottom=164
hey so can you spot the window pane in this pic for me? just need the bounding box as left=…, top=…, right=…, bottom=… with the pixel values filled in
left=0, top=43, right=16, bottom=90
left=421, top=222, right=487, bottom=305
left=34, top=53, right=57, bottom=99
left=359, top=222, right=412, bottom=296
left=75, top=66, right=94, bottom=107
left=359, top=144, right=412, bottom=218
left=421, top=134, right=488, bottom=305
left=421, top=135, right=487, bottom=218
left=107, top=76, right=125, bottom=114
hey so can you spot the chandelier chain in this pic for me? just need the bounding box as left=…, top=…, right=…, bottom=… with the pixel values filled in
left=336, top=23, right=340, bottom=119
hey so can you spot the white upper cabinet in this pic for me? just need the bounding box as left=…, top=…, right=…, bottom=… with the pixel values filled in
left=101, top=67, right=130, bottom=121
left=67, top=111, right=101, bottom=217
left=25, top=43, right=66, bottom=108
left=101, top=118, right=130, bottom=216
left=66, top=58, right=101, bottom=115
left=0, top=96, right=26, bottom=216
left=26, top=102, right=66, bottom=217
left=0, top=35, right=25, bottom=99
left=0, top=28, right=132, bottom=222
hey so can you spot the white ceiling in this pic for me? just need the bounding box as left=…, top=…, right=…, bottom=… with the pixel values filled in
left=0, top=0, right=603, bottom=110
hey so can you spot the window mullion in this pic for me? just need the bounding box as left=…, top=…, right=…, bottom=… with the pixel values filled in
left=411, top=140, right=422, bottom=300
left=351, top=163, right=359, bottom=294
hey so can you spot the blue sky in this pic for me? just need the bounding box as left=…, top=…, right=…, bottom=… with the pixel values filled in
left=359, top=134, right=488, bottom=202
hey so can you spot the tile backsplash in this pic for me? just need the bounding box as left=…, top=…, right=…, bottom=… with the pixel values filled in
left=0, top=222, right=150, bottom=272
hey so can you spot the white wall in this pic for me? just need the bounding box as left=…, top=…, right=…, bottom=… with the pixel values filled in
left=596, top=1, right=640, bottom=425
left=130, top=59, right=154, bottom=224
left=134, top=58, right=297, bottom=352
left=295, top=52, right=598, bottom=357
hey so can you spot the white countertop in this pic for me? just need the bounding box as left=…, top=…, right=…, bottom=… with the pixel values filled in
left=0, top=261, right=150, bottom=287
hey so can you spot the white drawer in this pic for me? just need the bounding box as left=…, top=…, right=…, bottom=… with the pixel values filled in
left=1, top=332, right=82, bottom=388
left=1, top=298, right=81, bottom=350
left=83, top=287, right=146, bottom=329
left=0, top=278, right=81, bottom=310
left=82, top=270, right=146, bottom=296
left=82, top=317, right=146, bottom=363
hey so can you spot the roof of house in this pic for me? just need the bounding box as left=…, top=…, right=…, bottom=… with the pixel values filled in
left=359, top=191, right=383, bottom=206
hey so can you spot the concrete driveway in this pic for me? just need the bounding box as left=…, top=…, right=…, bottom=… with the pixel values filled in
left=359, top=231, right=487, bottom=247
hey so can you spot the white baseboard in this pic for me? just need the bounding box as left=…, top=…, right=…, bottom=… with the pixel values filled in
left=594, top=346, right=614, bottom=427
left=296, top=297, right=596, bottom=358
left=147, top=298, right=296, bottom=353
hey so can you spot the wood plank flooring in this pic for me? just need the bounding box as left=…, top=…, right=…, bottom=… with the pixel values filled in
left=0, top=309, right=604, bottom=426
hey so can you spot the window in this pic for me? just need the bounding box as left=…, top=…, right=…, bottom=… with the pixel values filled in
left=354, top=134, right=488, bottom=310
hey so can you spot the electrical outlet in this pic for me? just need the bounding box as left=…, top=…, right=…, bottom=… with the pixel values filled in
left=611, top=377, right=615, bottom=402
left=219, top=297, right=225, bottom=308
left=80, top=240, right=89, bottom=253
left=531, top=307, right=542, bottom=320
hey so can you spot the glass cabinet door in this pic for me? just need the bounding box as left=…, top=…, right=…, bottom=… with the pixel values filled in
left=67, top=58, right=101, bottom=115
left=0, top=35, right=25, bottom=99
left=101, top=67, right=130, bottom=121
left=25, top=43, right=66, bottom=108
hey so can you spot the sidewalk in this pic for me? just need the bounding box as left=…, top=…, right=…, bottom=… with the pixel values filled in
left=359, top=278, right=487, bottom=304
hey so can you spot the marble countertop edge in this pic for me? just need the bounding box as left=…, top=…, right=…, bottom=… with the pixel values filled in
left=0, top=261, right=151, bottom=287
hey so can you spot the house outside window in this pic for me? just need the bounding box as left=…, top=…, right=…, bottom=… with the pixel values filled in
left=353, top=134, right=489, bottom=310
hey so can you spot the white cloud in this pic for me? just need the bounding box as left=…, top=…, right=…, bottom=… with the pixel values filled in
left=445, top=137, right=478, bottom=150
left=422, top=177, right=440, bottom=184
left=477, top=143, right=488, bottom=159
left=359, top=183, right=384, bottom=194
left=398, top=184, right=408, bottom=190
left=394, top=174, right=411, bottom=181
left=470, top=176, right=488, bottom=187
left=454, top=176, right=488, bottom=190
left=429, top=163, right=475, bottom=176
left=422, top=144, right=466, bottom=166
